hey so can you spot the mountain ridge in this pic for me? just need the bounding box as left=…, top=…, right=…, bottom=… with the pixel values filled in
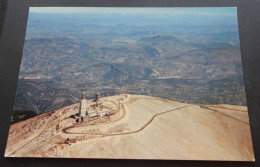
left=5, top=94, right=254, bottom=160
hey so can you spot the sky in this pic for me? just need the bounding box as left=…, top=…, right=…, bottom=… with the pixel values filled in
left=29, top=7, right=237, bottom=16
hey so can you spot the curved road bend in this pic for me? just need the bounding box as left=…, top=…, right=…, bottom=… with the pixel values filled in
left=62, top=105, right=191, bottom=136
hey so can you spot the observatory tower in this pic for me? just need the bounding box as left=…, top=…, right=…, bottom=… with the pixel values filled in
left=79, top=89, right=87, bottom=117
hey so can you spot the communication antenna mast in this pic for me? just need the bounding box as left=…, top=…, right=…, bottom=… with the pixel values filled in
left=81, top=84, right=86, bottom=99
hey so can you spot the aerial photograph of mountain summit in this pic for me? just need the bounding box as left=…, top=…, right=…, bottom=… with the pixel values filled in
left=5, top=7, right=254, bottom=160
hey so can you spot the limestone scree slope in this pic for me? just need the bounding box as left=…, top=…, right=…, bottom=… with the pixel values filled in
left=5, top=94, right=254, bottom=160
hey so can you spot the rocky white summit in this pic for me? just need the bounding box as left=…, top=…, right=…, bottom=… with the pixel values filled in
left=5, top=94, right=254, bottom=161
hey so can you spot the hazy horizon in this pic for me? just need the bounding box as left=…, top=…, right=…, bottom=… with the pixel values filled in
left=30, top=7, right=237, bottom=16
left=27, top=7, right=238, bottom=27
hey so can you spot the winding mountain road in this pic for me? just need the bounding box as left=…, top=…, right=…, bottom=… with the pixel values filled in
left=62, top=105, right=191, bottom=136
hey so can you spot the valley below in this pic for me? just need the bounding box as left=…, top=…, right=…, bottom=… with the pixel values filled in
left=13, top=24, right=246, bottom=116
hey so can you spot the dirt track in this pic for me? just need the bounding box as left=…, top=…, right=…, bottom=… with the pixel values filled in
left=199, top=105, right=249, bottom=125
left=62, top=105, right=190, bottom=136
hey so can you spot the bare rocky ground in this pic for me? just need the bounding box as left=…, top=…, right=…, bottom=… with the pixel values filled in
left=5, top=94, right=254, bottom=161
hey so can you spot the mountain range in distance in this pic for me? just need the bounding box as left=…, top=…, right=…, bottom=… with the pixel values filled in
left=13, top=13, right=246, bottom=120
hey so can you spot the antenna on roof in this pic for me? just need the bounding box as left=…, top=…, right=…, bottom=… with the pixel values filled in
left=81, top=84, right=86, bottom=99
